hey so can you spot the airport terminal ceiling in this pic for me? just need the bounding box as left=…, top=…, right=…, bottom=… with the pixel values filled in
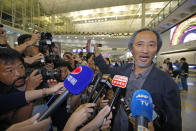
left=0, top=0, right=169, bottom=32
left=1, top=0, right=194, bottom=55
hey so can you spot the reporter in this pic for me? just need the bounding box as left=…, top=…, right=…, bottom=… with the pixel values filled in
left=80, top=105, right=112, bottom=131
left=64, top=104, right=112, bottom=131
left=15, top=31, right=40, bottom=53
left=63, top=103, right=96, bottom=131
left=0, top=82, right=64, bottom=113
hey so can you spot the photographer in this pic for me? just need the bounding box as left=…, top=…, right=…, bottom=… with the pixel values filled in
left=0, top=25, right=40, bottom=54
left=0, top=82, right=65, bottom=113
left=0, top=48, right=45, bottom=129
left=15, top=31, right=40, bottom=54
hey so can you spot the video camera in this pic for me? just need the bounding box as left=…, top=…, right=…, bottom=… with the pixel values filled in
left=38, top=32, right=60, bottom=65
left=25, top=32, right=64, bottom=82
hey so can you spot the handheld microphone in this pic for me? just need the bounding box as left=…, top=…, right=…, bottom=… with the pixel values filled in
left=87, top=72, right=103, bottom=103
left=92, top=74, right=112, bottom=103
left=109, top=75, right=128, bottom=107
left=131, top=89, right=153, bottom=130
left=38, top=65, right=94, bottom=121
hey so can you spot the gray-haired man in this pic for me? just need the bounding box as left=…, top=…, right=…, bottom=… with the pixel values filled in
left=93, top=28, right=181, bottom=131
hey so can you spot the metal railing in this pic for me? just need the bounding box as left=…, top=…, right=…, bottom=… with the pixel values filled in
left=0, top=0, right=48, bottom=33
left=146, top=0, right=187, bottom=29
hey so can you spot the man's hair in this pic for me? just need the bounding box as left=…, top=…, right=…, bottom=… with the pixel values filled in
left=180, top=57, right=186, bottom=61
left=86, top=53, right=94, bottom=61
left=24, top=45, right=39, bottom=57
left=128, top=28, right=162, bottom=53
left=17, top=34, right=32, bottom=45
left=0, top=48, right=24, bottom=64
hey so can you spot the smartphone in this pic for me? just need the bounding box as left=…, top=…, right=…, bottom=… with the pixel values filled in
left=89, top=40, right=95, bottom=53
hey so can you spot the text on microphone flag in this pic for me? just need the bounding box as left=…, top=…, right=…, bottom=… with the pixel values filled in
left=112, top=75, right=128, bottom=88
left=67, top=75, right=77, bottom=86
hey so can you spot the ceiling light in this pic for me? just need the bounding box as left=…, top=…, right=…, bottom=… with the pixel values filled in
left=104, top=8, right=108, bottom=12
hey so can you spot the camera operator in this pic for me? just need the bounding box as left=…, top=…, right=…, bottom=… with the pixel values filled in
left=15, top=30, right=40, bottom=54
left=19, top=36, right=45, bottom=64
left=0, top=48, right=45, bottom=130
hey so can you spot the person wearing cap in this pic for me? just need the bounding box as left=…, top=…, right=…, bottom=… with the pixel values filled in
left=93, top=28, right=181, bottom=131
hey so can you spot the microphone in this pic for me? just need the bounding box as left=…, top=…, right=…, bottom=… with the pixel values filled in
left=38, top=65, right=94, bottom=121
left=87, top=72, right=103, bottom=103
left=92, top=74, right=112, bottom=103
left=131, top=89, right=153, bottom=130
left=109, top=75, right=128, bottom=107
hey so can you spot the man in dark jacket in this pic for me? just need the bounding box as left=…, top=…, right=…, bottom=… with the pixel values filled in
left=180, top=57, right=189, bottom=91
left=93, top=28, right=181, bottom=131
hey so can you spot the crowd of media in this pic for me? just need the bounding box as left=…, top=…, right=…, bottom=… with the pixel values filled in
left=0, top=24, right=183, bottom=131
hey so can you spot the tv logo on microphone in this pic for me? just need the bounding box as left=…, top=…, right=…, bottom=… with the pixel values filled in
left=112, top=75, right=128, bottom=88
left=136, top=93, right=152, bottom=107
left=67, top=75, right=77, bottom=86
left=140, top=100, right=149, bottom=106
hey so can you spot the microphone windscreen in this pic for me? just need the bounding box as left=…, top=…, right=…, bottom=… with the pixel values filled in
left=64, top=65, right=94, bottom=95
left=131, top=89, right=153, bottom=121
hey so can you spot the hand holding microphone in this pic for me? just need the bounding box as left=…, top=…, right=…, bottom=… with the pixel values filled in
left=63, top=103, right=97, bottom=131
left=79, top=105, right=112, bottom=131
left=38, top=65, right=94, bottom=121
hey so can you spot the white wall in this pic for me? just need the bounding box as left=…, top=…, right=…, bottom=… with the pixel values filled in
left=158, top=29, right=196, bottom=64
left=159, top=51, right=196, bottom=64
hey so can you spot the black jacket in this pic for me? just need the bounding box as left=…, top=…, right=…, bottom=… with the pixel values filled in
left=180, top=62, right=189, bottom=77
left=94, top=55, right=182, bottom=131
